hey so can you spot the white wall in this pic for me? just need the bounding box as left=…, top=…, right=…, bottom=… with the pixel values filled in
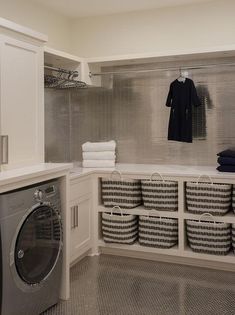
left=70, top=0, right=235, bottom=58
left=1, top=0, right=235, bottom=59
left=0, top=0, right=71, bottom=52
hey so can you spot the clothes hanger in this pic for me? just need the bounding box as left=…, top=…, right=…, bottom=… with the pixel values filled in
left=177, top=68, right=187, bottom=83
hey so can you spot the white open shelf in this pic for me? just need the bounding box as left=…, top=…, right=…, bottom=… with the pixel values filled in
left=98, top=205, right=179, bottom=218
left=85, top=48, right=235, bottom=67
left=44, top=46, right=83, bottom=67
left=98, top=204, right=235, bottom=222
left=44, top=46, right=91, bottom=85
left=184, top=212, right=235, bottom=223
left=94, top=170, right=235, bottom=269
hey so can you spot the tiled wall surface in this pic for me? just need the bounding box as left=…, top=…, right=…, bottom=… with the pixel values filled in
left=45, top=58, right=235, bottom=166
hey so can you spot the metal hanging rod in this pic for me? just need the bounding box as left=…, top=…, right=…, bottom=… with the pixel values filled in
left=44, top=65, right=87, bottom=89
left=89, top=62, right=235, bottom=77
left=44, top=65, right=77, bottom=75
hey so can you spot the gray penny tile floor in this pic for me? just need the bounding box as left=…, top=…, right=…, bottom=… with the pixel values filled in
left=43, top=254, right=235, bottom=315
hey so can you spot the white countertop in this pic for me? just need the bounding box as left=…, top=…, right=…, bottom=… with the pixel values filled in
left=70, top=163, right=235, bottom=180
left=5, top=161, right=233, bottom=187
left=0, top=163, right=72, bottom=187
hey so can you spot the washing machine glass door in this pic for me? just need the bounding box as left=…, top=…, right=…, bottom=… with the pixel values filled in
left=14, top=204, right=62, bottom=285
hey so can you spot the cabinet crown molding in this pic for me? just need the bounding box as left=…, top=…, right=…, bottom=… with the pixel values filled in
left=0, top=17, right=48, bottom=43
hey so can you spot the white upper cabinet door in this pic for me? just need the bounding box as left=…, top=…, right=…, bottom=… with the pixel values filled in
left=0, top=35, right=44, bottom=170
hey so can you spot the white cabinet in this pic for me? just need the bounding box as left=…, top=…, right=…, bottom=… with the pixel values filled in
left=0, top=19, right=47, bottom=170
left=70, top=177, right=92, bottom=264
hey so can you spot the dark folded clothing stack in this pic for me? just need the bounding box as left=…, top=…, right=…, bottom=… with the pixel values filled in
left=217, top=149, right=235, bottom=172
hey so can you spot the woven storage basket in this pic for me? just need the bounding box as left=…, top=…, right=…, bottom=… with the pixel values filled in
left=186, top=213, right=231, bottom=256
left=232, top=185, right=235, bottom=214
left=101, top=171, right=142, bottom=209
left=186, top=175, right=232, bottom=216
left=139, top=213, right=178, bottom=248
left=232, top=224, right=235, bottom=254
left=102, top=206, right=138, bottom=244
left=141, top=172, right=178, bottom=211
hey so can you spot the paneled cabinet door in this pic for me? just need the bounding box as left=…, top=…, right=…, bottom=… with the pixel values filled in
left=70, top=193, right=92, bottom=263
left=0, top=35, right=44, bottom=170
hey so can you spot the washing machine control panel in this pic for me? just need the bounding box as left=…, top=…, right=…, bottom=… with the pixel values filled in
left=45, top=185, right=56, bottom=196
left=34, top=185, right=57, bottom=202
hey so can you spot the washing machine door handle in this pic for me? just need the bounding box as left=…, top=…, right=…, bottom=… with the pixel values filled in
left=17, top=249, right=24, bottom=259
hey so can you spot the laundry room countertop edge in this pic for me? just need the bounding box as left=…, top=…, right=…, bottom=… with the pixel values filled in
left=70, top=163, right=235, bottom=181
left=0, top=163, right=72, bottom=189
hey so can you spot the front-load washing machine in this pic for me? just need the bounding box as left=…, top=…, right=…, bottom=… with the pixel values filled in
left=0, top=179, right=63, bottom=315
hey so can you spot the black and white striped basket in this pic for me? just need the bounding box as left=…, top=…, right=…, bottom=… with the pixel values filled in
left=232, top=185, right=235, bottom=214
left=139, top=212, right=178, bottom=248
left=186, top=175, right=232, bottom=216
left=232, top=224, right=235, bottom=254
left=141, top=172, right=178, bottom=211
left=102, top=206, right=138, bottom=244
left=101, top=171, right=142, bottom=209
left=186, top=213, right=231, bottom=256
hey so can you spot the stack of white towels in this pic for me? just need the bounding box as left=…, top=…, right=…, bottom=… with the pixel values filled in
left=82, top=140, right=116, bottom=168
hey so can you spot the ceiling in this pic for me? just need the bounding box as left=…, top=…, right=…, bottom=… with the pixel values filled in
left=32, top=0, right=217, bottom=18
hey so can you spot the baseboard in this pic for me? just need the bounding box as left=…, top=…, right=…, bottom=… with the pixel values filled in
left=70, top=249, right=92, bottom=267
left=100, top=247, right=235, bottom=272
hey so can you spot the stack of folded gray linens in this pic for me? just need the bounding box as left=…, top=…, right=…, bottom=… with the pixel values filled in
left=217, top=149, right=235, bottom=172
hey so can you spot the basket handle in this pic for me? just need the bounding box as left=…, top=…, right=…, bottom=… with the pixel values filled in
left=110, top=205, right=123, bottom=216
left=199, top=213, right=215, bottom=224
left=196, top=174, right=213, bottom=185
left=110, top=170, right=122, bottom=180
left=150, top=172, right=165, bottom=182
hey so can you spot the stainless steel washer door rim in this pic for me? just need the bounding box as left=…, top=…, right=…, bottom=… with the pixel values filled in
left=9, top=202, right=63, bottom=293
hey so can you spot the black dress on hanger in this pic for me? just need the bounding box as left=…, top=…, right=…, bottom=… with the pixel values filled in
left=166, top=78, right=201, bottom=143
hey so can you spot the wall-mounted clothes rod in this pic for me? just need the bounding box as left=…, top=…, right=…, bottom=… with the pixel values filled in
left=44, top=65, right=86, bottom=89
left=44, top=65, right=78, bottom=75
left=89, top=62, right=235, bottom=77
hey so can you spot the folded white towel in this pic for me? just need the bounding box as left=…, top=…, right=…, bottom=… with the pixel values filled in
left=82, top=140, right=116, bottom=152
left=82, top=160, right=115, bottom=168
left=83, top=151, right=116, bottom=160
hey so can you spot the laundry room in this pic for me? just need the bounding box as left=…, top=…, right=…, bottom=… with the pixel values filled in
left=1, top=0, right=235, bottom=314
